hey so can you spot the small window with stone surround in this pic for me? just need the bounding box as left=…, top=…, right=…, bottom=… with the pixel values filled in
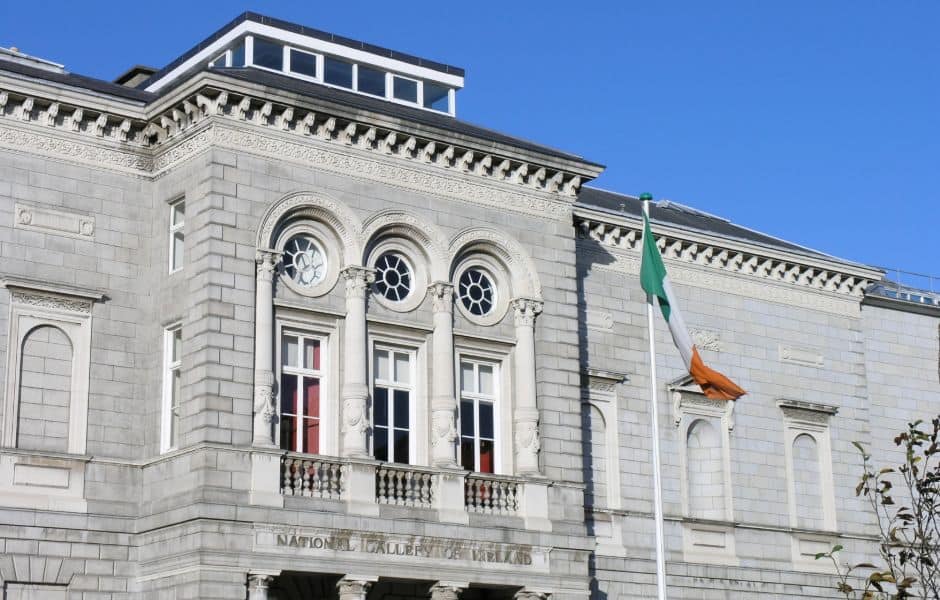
left=168, top=198, right=185, bottom=273
left=161, top=325, right=182, bottom=452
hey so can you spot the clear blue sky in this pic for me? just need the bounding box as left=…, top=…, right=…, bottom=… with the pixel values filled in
left=2, top=1, right=937, bottom=281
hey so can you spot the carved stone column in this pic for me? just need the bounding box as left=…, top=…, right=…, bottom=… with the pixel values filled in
left=430, top=582, right=468, bottom=600
left=341, top=266, right=375, bottom=458
left=430, top=282, right=458, bottom=467
left=247, top=574, right=274, bottom=600
left=252, top=250, right=279, bottom=448
left=512, top=298, right=543, bottom=476
left=337, top=577, right=375, bottom=600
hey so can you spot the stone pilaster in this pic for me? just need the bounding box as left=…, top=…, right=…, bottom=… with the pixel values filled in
left=341, top=266, right=375, bottom=457
left=337, top=577, right=375, bottom=600
left=252, top=249, right=279, bottom=448
left=247, top=574, right=274, bottom=600
left=430, top=582, right=468, bottom=600
left=429, top=282, right=458, bottom=467
left=512, top=298, right=543, bottom=475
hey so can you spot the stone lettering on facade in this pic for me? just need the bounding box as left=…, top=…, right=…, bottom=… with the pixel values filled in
left=257, top=528, right=546, bottom=572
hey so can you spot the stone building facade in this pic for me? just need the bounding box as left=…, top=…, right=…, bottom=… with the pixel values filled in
left=0, top=12, right=937, bottom=599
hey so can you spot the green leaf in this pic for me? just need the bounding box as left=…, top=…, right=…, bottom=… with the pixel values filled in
left=832, top=544, right=844, bottom=553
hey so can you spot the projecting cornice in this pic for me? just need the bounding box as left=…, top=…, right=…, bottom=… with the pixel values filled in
left=0, top=72, right=598, bottom=209
left=575, top=207, right=884, bottom=306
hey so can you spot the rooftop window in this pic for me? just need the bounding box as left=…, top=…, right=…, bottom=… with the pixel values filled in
left=206, top=34, right=457, bottom=115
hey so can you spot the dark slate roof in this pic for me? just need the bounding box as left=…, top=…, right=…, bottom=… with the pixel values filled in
left=139, top=11, right=464, bottom=91
left=577, top=186, right=866, bottom=265
left=210, top=67, right=597, bottom=164
left=0, top=59, right=155, bottom=103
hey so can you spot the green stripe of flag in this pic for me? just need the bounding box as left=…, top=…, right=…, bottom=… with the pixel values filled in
left=640, top=213, right=671, bottom=322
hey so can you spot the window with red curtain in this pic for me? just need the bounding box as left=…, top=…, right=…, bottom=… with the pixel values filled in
left=458, top=359, right=498, bottom=474
left=279, top=333, right=323, bottom=453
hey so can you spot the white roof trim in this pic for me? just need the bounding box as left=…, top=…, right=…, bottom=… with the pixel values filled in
left=145, top=21, right=465, bottom=93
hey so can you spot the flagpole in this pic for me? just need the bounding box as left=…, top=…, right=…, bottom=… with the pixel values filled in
left=641, top=193, right=668, bottom=600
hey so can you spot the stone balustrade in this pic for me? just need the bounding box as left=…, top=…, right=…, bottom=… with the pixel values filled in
left=264, top=453, right=548, bottom=529
left=280, top=454, right=344, bottom=499
left=376, top=464, right=436, bottom=508
left=464, top=473, right=522, bottom=515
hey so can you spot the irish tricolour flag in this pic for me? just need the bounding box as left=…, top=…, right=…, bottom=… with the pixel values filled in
left=640, top=210, right=746, bottom=401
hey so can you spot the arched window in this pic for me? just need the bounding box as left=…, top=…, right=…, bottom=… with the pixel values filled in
left=581, top=403, right=608, bottom=509
left=17, top=325, right=73, bottom=452
left=686, top=419, right=725, bottom=519
left=793, top=433, right=824, bottom=530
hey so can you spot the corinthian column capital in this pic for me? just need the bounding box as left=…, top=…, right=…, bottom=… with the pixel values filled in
left=341, top=265, right=376, bottom=299
left=512, top=297, right=543, bottom=328
left=431, top=582, right=468, bottom=600
left=255, top=248, right=281, bottom=275
left=429, top=281, right=454, bottom=314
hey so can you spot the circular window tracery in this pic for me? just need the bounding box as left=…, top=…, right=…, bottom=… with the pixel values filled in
left=282, top=235, right=327, bottom=288
left=374, top=252, right=413, bottom=302
left=458, top=267, right=496, bottom=316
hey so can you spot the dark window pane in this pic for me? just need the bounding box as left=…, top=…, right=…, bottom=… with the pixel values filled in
left=280, top=416, right=297, bottom=452
left=303, top=418, right=319, bottom=454
left=393, top=77, right=418, bottom=103
left=374, top=425, right=388, bottom=461
left=280, top=374, right=297, bottom=414
left=479, top=440, right=494, bottom=473
left=423, top=82, right=450, bottom=111
left=394, top=429, right=410, bottom=464
left=393, top=390, right=409, bottom=428
left=290, top=48, right=317, bottom=78
left=231, top=42, right=245, bottom=67
left=479, top=403, right=494, bottom=439
left=325, top=57, right=353, bottom=88
left=303, top=378, right=320, bottom=418
left=358, top=65, right=386, bottom=96
left=460, top=439, right=475, bottom=470
left=254, top=38, right=283, bottom=71
left=374, top=387, right=388, bottom=426
left=460, top=401, right=475, bottom=437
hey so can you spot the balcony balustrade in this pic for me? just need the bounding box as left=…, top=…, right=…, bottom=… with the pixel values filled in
left=465, top=473, right=521, bottom=515
left=281, top=454, right=344, bottom=499
left=263, top=453, right=547, bottom=529
left=376, top=464, right=436, bottom=508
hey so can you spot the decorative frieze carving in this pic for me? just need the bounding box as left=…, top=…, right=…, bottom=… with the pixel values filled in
left=14, top=202, right=95, bottom=239
left=9, top=289, right=93, bottom=313
left=591, top=249, right=864, bottom=317
left=0, top=84, right=593, bottom=217
left=577, top=214, right=876, bottom=303
left=691, top=328, right=721, bottom=352
left=777, top=399, right=838, bottom=425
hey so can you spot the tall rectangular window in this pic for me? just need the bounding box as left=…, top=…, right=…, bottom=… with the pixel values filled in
left=459, top=359, right=497, bottom=473
left=162, top=326, right=182, bottom=452
left=279, top=333, right=323, bottom=454
left=372, top=347, right=412, bottom=464
left=169, top=199, right=185, bottom=273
